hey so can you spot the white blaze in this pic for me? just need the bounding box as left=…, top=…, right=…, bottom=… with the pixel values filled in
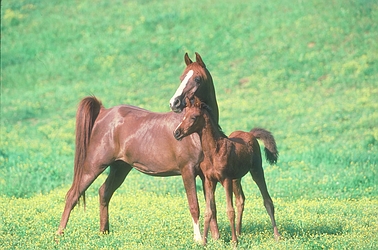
left=174, top=119, right=184, bottom=133
left=170, top=70, right=194, bottom=106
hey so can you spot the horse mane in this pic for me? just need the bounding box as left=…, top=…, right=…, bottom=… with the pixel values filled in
left=185, top=57, right=219, bottom=124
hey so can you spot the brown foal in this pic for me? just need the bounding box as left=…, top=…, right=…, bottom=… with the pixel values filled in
left=174, top=97, right=280, bottom=244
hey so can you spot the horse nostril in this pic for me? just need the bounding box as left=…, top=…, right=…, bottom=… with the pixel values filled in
left=173, top=98, right=181, bottom=108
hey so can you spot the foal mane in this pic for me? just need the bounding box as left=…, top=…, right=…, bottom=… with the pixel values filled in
left=203, top=103, right=226, bottom=137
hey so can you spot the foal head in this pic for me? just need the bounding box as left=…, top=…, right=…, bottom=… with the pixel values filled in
left=173, top=97, right=206, bottom=141
left=170, top=52, right=217, bottom=120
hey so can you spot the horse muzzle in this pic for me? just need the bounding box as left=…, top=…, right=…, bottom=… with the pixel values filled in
left=170, top=96, right=185, bottom=113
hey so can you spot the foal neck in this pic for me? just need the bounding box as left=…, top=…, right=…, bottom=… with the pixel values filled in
left=199, top=110, right=226, bottom=153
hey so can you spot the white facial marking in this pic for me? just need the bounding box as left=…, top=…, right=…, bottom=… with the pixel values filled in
left=174, top=120, right=183, bottom=133
left=192, top=218, right=202, bottom=243
left=170, top=70, right=194, bottom=106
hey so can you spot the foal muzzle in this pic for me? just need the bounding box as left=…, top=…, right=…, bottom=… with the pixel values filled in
left=173, top=129, right=184, bottom=141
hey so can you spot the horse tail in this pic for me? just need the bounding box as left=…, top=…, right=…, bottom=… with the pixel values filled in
left=250, top=128, right=278, bottom=165
left=66, top=96, right=102, bottom=209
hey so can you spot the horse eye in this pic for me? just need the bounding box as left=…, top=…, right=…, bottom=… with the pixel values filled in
left=194, top=77, right=201, bottom=84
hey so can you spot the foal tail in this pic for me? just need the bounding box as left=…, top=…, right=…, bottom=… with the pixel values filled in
left=250, top=128, right=278, bottom=165
left=66, top=96, right=102, bottom=208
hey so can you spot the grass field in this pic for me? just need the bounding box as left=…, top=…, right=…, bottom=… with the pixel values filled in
left=1, top=0, right=378, bottom=249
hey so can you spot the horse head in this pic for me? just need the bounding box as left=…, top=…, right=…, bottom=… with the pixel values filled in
left=170, top=53, right=218, bottom=123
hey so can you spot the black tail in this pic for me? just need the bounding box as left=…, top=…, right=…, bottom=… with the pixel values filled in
left=250, top=128, right=278, bottom=165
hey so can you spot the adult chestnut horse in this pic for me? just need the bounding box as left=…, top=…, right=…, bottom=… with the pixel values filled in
left=174, top=97, right=280, bottom=245
left=56, top=53, right=221, bottom=242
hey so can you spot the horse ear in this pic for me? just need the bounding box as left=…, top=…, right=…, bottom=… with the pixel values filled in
left=195, top=52, right=206, bottom=68
left=184, top=53, right=193, bottom=65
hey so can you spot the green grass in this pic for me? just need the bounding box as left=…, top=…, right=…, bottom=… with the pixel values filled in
left=1, top=187, right=377, bottom=249
left=1, top=0, right=378, bottom=248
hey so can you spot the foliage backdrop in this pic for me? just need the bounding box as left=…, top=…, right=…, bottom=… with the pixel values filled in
left=1, top=0, right=377, bottom=249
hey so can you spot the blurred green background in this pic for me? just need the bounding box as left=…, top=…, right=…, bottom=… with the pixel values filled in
left=2, top=0, right=376, bottom=198
left=1, top=0, right=377, bottom=248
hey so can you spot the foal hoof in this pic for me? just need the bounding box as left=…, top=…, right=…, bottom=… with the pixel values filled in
left=100, top=230, right=109, bottom=235
left=228, top=240, right=238, bottom=250
left=274, top=234, right=282, bottom=241
left=54, top=232, right=63, bottom=244
left=55, top=229, right=64, bottom=236
left=274, top=227, right=281, bottom=241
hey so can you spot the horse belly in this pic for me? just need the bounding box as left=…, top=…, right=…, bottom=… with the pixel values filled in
left=132, top=162, right=181, bottom=176
left=120, top=134, right=201, bottom=177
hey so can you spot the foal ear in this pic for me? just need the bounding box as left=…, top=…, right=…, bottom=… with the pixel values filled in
left=193, top=96, right=202, bottom=107
left=184, top=53, right=193, bottom=65
left=195, top=52, right=206, bottom=68
left=185, top=96, right=192, bottom=107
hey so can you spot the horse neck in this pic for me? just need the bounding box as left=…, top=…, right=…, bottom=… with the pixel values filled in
left=198, top=110, right=225, bottom=158
left=200, top=70, right=219, bottom=123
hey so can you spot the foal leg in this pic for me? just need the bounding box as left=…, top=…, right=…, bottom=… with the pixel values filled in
left=99, top=161, right=132, bottom=233
left=250, top=165, right=280, bottom=240
left=223, top=178, right=237, bottom=244
left=56, top=163, right=107, bottom=235
left=200, top=172, right=220, bottom=240
left=232, top=178, right=245, bottom=236
left=203, top=179, right=217, bottom=245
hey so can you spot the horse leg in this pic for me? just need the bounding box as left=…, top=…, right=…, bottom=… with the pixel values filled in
left=56, top=162, right=107, bottom=235
left=250, top=165, right=280, bottom=240
left=223, top=178, right=237, bottom=244
left=99, top=161, right=132, bottom=233
left=203, top=178, right=217, bottom=245
left=199, top=172, right=220, bottom=240
left=232, top=178, right=245, bottom=236
left=181, top=167, right=202, bottom=243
